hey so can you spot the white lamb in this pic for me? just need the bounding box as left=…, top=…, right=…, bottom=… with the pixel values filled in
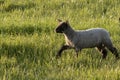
left=55, top=19, right=119, bottom=59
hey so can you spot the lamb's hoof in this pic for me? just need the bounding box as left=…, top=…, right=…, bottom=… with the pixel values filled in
left=100, top=57, right=106, bottom=62
left=56, top=54, right=61, bottom=59
left=116, top=56, right=120, bottom=60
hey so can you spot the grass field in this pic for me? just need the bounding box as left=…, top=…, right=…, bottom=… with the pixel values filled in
left=0, top=0, right=120, bottom=80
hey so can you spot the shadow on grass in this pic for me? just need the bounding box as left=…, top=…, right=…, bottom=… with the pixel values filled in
left=3, top=2, right=36, bottom=12
left=0, top=0, right=4, bottom=5
left=0, top=25, right=54, bottom=35
left=0, top=43, right=42, bottom=63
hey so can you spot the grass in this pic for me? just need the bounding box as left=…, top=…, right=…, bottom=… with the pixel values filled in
left=0, top=0, right=120, bottom=80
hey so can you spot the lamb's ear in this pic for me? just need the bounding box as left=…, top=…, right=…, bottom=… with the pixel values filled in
left=66, top=20, right=69, bottom=25
left=57, top=19, right=62, bottom=23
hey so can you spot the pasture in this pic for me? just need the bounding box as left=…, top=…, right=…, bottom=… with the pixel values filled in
left=0, top=0, right=120, bottom=80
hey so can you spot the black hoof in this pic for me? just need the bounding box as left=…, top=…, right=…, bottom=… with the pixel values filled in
left=56, top=54, right=61, bottom=59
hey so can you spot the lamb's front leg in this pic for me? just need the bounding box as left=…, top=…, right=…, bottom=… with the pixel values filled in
left=56, top=45, right=71, bottom=58
left=75, top=48, right=81, bottom=58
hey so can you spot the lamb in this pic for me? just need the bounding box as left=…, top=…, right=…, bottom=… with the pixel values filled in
left=55, top=19, right=119, bottom=59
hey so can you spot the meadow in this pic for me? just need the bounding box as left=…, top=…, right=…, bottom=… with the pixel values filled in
left=0, top=0, right=120, bottom=80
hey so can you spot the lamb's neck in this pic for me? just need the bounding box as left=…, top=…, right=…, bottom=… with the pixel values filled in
left=63, top=27, right=75, bottom=40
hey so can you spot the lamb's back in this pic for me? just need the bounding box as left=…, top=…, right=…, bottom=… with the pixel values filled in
left=75, top=28, right=110, bottom=48
left=77, top=28, right=109, bottom=38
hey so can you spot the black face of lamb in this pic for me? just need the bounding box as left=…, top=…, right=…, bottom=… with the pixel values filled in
left=55, top=22, right=68, bottom=33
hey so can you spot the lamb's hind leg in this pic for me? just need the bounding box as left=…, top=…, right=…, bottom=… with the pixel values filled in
left=56, top=45, right=72, bottom=58
left=97, top=44, right=107, bottom=59
left=107, top=46, right=119, bottom=59
left=105, top=40, right=119, bottom=59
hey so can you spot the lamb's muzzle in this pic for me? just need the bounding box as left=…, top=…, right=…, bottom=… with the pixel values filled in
left=55, top=27, right=61, bottom=33
left=55, top=19, right=119, bottom=59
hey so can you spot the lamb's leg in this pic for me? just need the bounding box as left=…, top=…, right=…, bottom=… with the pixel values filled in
left=107, top=46, right=119, bottom=59
left=75, top=48, right=81, bottom=58
left=56, top=45, right=72, bottom=58
left=97, top=44, right=108, bottom=59
left=104, top=39, right=119, bottom=59
left=97, top=46, right=107, bottom=59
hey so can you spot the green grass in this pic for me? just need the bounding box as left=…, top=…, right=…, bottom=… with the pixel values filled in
left=0, top=0, right=120, bottom=80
